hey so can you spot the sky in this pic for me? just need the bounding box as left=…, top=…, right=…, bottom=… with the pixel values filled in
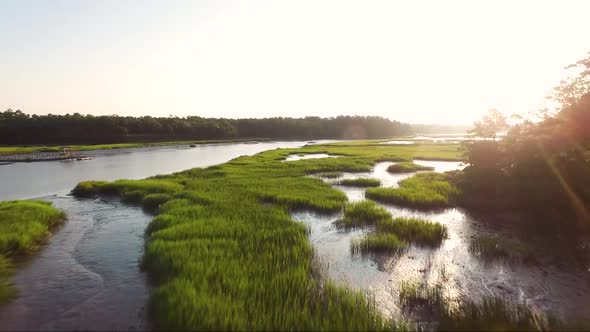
left=1, top=0, right=589, bottom=125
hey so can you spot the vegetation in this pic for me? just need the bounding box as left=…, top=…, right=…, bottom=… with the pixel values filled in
left=314, top=171, right=343, bottom=178
left=437, top=297, right=546, bottom=331
left=0, top=139, right=268, bottom=155
left=351, top=233, right=407, bottom=255
left=366, top=172, right=460, bottom=209
left=398, top=280, right=549, bottom=331
left=469, top=235, right=535, bottom=263
left=457, top=53, right=590, bottom=228
left=70, top=142, right=463, bottom=330
left=399, top=281, right=443, bottom=308
left=386, top=162, right=434, bottom=173
left=337, top=200, right=391, bottom=228
left=0, top=200, right=66, bottom=305
left=338, top=178, right=381, bottom=187
left=377, top=217, right=447, bottom=247
left=0, top=111, right=412, bottom=145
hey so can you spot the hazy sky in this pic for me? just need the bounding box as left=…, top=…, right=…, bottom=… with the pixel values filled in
left=1, top=0, right=588, bottom=124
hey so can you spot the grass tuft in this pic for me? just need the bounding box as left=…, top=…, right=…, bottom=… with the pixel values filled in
left=399, top=281, right=444, bottom=309
left=366, top=172, right=460, bottom=209
left=314, top=171, right=343, bottom=178
left=387, top=162, right=434, bottom=173
left=351, top=233, right=407, bottom=254
left=338, top=178, right=381, bottom=187
left=377, top=217, right=448, bottom=247
left=469, top=235, right=536, bottom=263
left=398, top=279, right=550, bottom=331
left=337, top=200, right=391, bottom=228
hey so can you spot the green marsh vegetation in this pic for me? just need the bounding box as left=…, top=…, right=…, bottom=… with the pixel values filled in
left=377, top=217, right=448, bottom=247
left=0, top=200, right=65, bottom=305
left=386, top=162, right=434, bottom=173
left=337, top=200, right=391, bottom=228
left=351, top=233, right=407, bottom=255
left=72, top=142, right=463, bottom=330
left=398, top=280, right=549, bottom=331
left=338, top=178, right=381, bottom=187
left=366, top=172, right=460, bottom=210
left=338, top=200, right=446, bottom=251
left=314, top=171, right=343, bottom=178
left=469, top=235, right=535, bottom=263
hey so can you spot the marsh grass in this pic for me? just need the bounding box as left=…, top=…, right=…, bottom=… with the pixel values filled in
left=314, top=171, right=343, bottom=178
left=351, top=233, right=408, bottom=254
left=398, top=279, right=549, bottom=331
left=387, top=162, right=435, bottom=173
left=438, top=297, right=547, bottom=331
left=0, top=200, right=65, bottom=305
left=337, top=200, right=391, bottom=228
left=469, top=235, right=536, bottom=263
left=71, top=142, right=463, bottom=330
left=399, top=281, right=444, bottom=309
left=378, top=217, right=448, bottom=247
left=366, top=172, right=460, bottom=209
left=338, top=178, right=381, bottom=187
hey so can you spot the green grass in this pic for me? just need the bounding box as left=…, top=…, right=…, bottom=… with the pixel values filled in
left=398, top=279, right=549, bottom=331
left=337, top=200, right=391, bottom=228
left=351, top=233, right=408, bottom=254
left=0, top=200, right=66, bottom=305
left=70, top=142, right=463, bottom=330
left=377, top=217, right=448, bottom=247
left=366, top=172, right=460, bottom=209
left=386, top=162, right=434, bottom=173
left=469, top=235, right=536, bottom=263
left=338, top=178, right=381, bottom=187
left=399, top=281, right=444, bottom=309
left=438, top=297, right=547, bottom=331
left=314, top=171, right=343, bottom=178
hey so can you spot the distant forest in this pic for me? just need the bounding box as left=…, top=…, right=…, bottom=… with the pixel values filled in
left=0, top=110, right=414, bottom=145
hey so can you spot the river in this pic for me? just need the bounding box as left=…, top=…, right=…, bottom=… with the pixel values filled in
left=0, top=140, right=328, bottom=331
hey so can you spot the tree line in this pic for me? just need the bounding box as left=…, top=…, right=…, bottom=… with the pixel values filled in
left=461, top=52, right=590, bottom=226
left=0, top=112, right=412, bottom=145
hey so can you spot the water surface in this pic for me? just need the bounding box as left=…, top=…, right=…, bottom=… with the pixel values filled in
left=294, top=161, right=590, bottom=324
left=0, top=195, right=151, bottom=331
left=0, top=141, right=331, bottom=201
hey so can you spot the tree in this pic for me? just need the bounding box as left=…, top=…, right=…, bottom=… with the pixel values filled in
left=468, top=109, right=508, bottom=139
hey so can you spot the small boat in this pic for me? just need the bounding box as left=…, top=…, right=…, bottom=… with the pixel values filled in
left=76, top=156, right=94, bottom=161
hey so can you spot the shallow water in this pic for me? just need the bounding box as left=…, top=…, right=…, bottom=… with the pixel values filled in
left=0, top=195, right=152, bottom=331
left=0, top=140, right=337, bottom=201
left=294, top=161, right=590, bottom=324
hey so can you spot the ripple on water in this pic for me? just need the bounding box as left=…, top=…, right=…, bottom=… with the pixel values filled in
left=0, top=195, right=152, bottom=331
